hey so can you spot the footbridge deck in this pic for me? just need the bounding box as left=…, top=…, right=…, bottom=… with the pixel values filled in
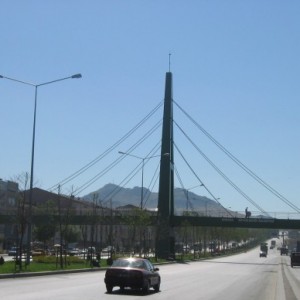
left=1, top=214, right=299, bottom=229
left=171, top=215, right=300, bottom=229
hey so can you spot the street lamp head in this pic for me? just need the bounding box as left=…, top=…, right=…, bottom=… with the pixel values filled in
left=118, top=151, right=126, bottom=155
left=71, top=73, right=82, bottom=79
left=0, top=75, right=3, bottom=78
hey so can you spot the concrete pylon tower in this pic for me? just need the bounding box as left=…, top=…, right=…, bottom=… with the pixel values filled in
left=156, top=72, right=175, bottom=259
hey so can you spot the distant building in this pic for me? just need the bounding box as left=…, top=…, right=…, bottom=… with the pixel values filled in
left=0, top=185, right=157, bottom=253
left=0, top=179, right=19, bottom=250
left=0, top=179, right=18, bottom=207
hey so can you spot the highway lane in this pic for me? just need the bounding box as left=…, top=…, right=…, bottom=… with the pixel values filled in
left=0, top=246, right=299, bottom=300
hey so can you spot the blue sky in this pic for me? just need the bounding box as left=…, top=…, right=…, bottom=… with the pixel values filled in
left=1, top=1, right=300, bottom=215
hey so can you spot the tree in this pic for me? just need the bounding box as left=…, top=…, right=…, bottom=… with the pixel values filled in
left=56, top=185, right=76, bottom=268
left=12, top=172, right=30, bottom=271
left=122, top=208, right=152, bottom=256
left=33, top=200, right=57, bottom=250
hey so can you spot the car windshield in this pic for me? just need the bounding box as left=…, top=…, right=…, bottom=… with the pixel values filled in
left=112, top=259, right=146, bottom=269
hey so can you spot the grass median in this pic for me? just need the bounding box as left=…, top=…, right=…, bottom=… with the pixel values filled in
left=0, top=247, right=250, bottom=275
left=0, top=255, right=107, bottom=274
left=0, top=255, right=166, bottom=274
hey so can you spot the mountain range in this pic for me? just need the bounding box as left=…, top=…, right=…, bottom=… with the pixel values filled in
left=83, top=183, right=224, bottom=215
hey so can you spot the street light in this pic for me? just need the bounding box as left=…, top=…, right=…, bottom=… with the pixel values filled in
left=118, top=151, right=163, bottom=209
left=119, top=151, right=168, bottom=257
left=1, top=73, right=82, bottom=264
left=184, top=184, right=204, bottom=212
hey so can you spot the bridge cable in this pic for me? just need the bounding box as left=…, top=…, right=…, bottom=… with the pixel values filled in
left=174, top=121, right=271, bottom=217
left=142, top=161, right=161, bottom=209
left=172, top=164, right=199, bottom=214
left=96, top=143, right=161, bottom=205
left=48, top=101, right=163, bottom=192
left=173, top=142, right=235, bottom=218
left=72, top=121, right=162, bottom=196
left=174, top=101, right=300, bottom=214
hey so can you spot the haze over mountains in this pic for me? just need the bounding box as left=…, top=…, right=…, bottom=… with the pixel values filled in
left=83, top=183, right=223, bottom=215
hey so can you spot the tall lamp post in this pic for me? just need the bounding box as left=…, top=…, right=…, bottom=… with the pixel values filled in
left=119, top=151, right=165, bottom=257
left=118, top=151, right=162, bottom=209
left=1, top=73, right=82, bottom=264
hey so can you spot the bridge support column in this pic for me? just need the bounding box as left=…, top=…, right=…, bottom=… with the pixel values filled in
left=156, top=72, right=175, bottom=259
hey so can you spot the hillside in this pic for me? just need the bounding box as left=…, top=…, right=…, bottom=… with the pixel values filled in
left=83, top=183, right=223, bottom=215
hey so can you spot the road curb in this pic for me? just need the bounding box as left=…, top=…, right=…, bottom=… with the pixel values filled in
left=0, top=267, right=106, bottom=279
left=0, top=258, right=208, bottom=279
left=0, top=260, right=177, bottom=279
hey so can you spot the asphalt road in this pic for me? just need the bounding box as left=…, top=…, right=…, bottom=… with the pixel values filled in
left=0, top=246, right=299, bottom=300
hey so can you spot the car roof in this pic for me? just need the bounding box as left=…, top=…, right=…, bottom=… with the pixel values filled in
left=116, top=257, right=147, bottom=261
left=111, top=257, right=151, bottom=268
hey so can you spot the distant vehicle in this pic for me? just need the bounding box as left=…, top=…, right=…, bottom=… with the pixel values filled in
left=104, top=257, right=160, bottom=294
left=281, top=246, right=289, bottom=256
left=260, top=251, right=267, bottom=257
left=67, top=248, right=79, bottom=256
left=290, top=240, right=300, bottom=268
left=79, top=248, right=87, bottom=255
left=296, top=240, right=300, bottom=252
left=260, top=243, right=268, bottom=257
left=270, top=240, right=276, bottom=249
left=101, top=246, right=115, bottom=254
left=290, top=252, right=300, bottom=268
left=8, top=247, right=19, bottom=256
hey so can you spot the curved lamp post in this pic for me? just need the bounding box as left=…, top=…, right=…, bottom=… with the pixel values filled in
left=1, top=73, right=82, bottom=264
left=118, top=151, right=162, bottom=209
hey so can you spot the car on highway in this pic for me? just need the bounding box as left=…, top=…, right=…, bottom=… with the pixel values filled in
left=67, top=248, right=79, bottom=256
left=104, top=257, right=160, bottom=294
left=259, top=251, right=267, bottom=257
left=280, top=246, right=289, bottom=255
left=8, top=247, right=19, bottom=256
left=290, top=251, right=300, bottom=268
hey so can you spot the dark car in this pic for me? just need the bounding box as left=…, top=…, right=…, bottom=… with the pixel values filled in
left=291, top=252, right=300, bottom=268
left=104, top=257, right=160, bottom=294
left=8, top=247, right=19, bottom=256
left=259, top=251, right=267, bottom=257
left=280, top=247, right=289, bottom=255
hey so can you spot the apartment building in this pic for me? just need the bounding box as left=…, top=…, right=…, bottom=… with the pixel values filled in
left=0, top=179, right=19, bottom=251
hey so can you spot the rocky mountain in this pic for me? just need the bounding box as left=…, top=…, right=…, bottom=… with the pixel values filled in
left=83, top=183, right=222, bottom=214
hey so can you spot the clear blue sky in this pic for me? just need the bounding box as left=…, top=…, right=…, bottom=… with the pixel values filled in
left=1, top=1, right=300, bottom=215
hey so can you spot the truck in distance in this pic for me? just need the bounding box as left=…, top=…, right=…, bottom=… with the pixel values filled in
left=260, top=243, right=268, bottom=257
